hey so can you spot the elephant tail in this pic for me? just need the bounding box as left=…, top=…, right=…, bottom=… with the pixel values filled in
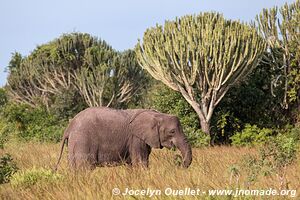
left=54, top=131, right=69, bottom=171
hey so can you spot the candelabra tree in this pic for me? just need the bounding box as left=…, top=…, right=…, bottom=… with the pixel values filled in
left=256, top=0, right=300, bottom=109
left=114, top=50, right=149, bottom=106
left=7, top=33, right=101, bottom=108
left=74, top=49, right=147, bottom=107
left=136, top=12, right=266, bottom=135
left=7, top=33, right=147, bottom=111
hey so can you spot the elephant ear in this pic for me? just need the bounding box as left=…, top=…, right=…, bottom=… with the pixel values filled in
left=129, top=110, right=161, bottom=148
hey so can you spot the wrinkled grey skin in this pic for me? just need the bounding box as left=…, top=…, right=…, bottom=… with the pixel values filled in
left=55, top=107, right=192, bottom=170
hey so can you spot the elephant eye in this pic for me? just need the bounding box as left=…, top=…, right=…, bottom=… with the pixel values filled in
left=170, top=129, right=176, bottom=134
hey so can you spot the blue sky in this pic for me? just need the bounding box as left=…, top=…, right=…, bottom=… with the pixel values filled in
left=0, top=0, right=295, bottom=86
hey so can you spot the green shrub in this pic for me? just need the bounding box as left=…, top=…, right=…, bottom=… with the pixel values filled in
left=185, top=128, right=210, bottom=147
left=50, top=88, right=86, bottom=120
left=0, top=88, right=8, bottom=108
left=211, top=110, right=241, bottom=144
left=0, top=88, right=10, bottom=148
left=283, top=125, right=300, bottom=143
left=240, top=133, right=298, bottom=189
left=261, top=134, right=298, bottom=170
left=10, top=167, right=62, bottom=187
left=230, top=124, right=274, bottom=146
left=0, top=154, right=18, bottom=184
left=0, top=117, right=10, bottom=149
left=2, top=103, right=66, bottom=142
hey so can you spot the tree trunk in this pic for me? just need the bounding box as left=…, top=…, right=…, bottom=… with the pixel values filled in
left=177, top=89, right=212, bottom=140
left=200, top=119, right=215, bottom=145
left=199, top=117, right=210, bottom=135
left=184, top=98, right=211, bottom=135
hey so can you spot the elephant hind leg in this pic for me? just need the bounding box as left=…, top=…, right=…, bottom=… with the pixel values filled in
left=69, top=141, right=98, bottom=170
left=73, top=154, right=96, bottom=170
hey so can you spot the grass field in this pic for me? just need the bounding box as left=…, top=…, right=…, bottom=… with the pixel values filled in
left=0, top=141, right=299, bottom=199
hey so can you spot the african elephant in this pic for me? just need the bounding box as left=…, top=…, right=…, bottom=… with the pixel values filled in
left=55, top=107, right=192, bottom=170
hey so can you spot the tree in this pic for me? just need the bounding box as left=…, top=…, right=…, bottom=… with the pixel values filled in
left=74, top=49, right=148, bottom=107
left=256, top=0, right=300, bottom=118
left=136, top=12, right=266, bottom=136
left=71, top=38, right=118, bottom=107
left=7, top=33, right=100, bottom=108
left=6, top=33, right=147, bottom=114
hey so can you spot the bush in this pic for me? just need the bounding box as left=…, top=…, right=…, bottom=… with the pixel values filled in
left=185, top=128, right=210, bottom=147
left=261, top=134, right=298, bottom=169
left=0, top=154, right=18, bottom=184
left=283, top=125, right=300, bottom=143
left=10, top=167, right=62, bottom=187
left=0, top=88, right=8, bottom=108
left=240, top=133, right=298, bottom=189
left=211, top=110, right=241, bottom=144
left=50, top=88, right=86, bottom=120
left=0, top=88, right=10, bottom=148
left=230, top=124, right=274, bottom=146
left=0, top=117, right=10, bottom=149
left=2, top=103, right=66, bottom=142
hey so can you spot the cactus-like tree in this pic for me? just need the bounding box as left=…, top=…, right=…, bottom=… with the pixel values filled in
left=136, top=13, right=266, bottom=135
left=74, top=49, right=146, bottom=107
left=256, top=0, right=300, bottom=109
left=7, top=33, right=147, bottom=110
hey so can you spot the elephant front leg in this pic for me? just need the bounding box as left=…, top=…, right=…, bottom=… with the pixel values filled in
left=130, top=138, right=151, bottom=168
left=131, top=151, right=150, bottom=167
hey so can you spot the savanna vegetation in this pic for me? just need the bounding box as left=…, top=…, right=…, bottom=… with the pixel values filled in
left=0, top=1, right=300, bottom=199
left=0, top=142, right=299, bottom=199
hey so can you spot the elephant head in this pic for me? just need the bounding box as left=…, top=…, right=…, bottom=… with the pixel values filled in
left=129, top=110, right=192, bottom=168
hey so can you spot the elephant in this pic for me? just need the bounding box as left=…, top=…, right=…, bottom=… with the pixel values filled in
left=54, top=107, right=192, bottom=170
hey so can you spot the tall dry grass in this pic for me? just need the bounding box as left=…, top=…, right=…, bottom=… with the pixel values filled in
left=0, top=141, right=299, bottom=199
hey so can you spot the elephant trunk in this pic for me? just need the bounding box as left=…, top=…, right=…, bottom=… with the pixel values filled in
left=174, top=134, right=192, bottom=168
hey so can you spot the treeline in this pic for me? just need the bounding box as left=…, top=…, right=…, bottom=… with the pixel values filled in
left=0, top=1, right=300, bottom=147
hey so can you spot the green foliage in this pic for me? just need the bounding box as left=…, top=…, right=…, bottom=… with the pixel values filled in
left=7, top=52, right=22, bottom=72
left=50, top=88, right=86, bottom=120
left=145, top=83, right=210, bottom=147
left=184, top=128, right=210, bottom=147
left=224, top=62, right=280, bottom=127
left=113, top=50, right=151, bottom=109
left=230, top=124, right=274, bottom=146
left=231, top=123, right=300, bottom=147
left=145, top=63, right=286, bottom=145
left=0, top=89, right=12, bottom=148
left=2, top=103, right=66, bottom=142
left=257, top=0, right=300, bottom=113
left=146, top=83, right=199, bottom=129
left=10, top=167, right=62, bottom=188
left=240, top=132, right=298, bottom=188
left=212, top=111, right=241, bottom=143
left=284, top=125, right=300, bottom=142
left=0, top=117, right=11, bottom=149
left=6, top=33, right=147, bottom=112
left=260, top=134, right=298, bottom=169
left=0, top=154, right=18, bottom=184
left=136, top=12, right=266, bottom=135
left=212, top=61, right=288, bottom=143
left=0, top=88, right=8, bottom=107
